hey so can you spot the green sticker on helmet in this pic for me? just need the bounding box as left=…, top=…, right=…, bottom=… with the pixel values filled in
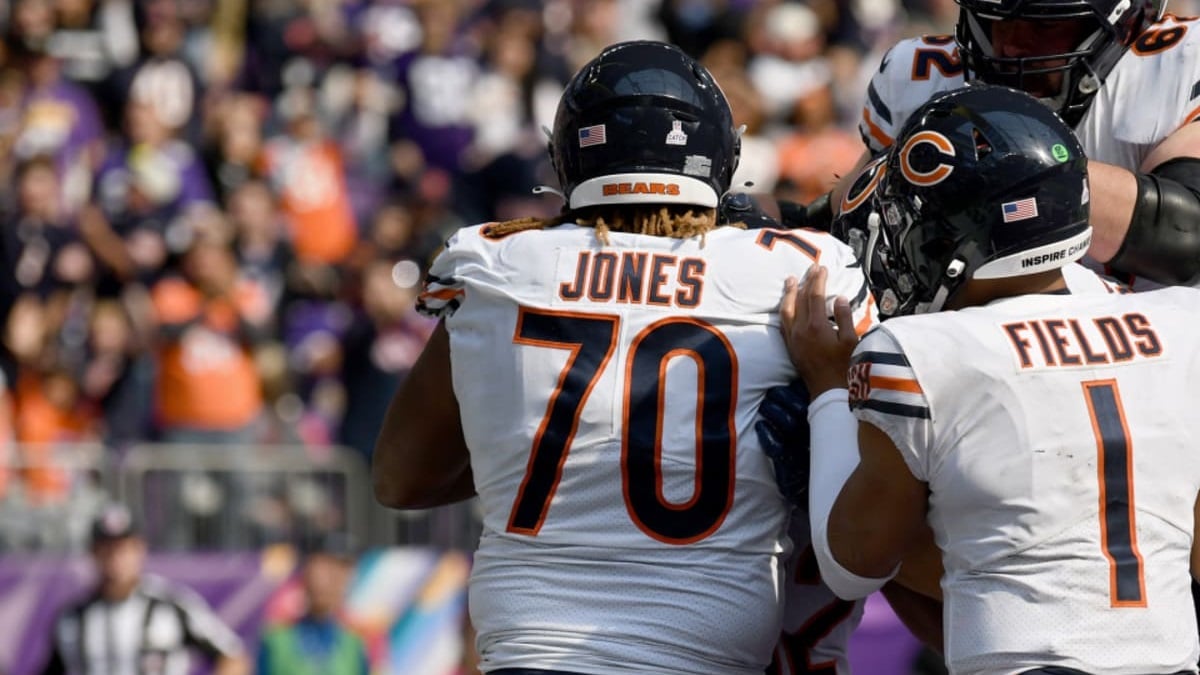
left=1052, top=144, right=1070, bottom=162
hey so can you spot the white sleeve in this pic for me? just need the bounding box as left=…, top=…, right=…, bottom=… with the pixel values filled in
left=858, top=48, right=902, bottom=154
left=807, top=389, right=898, bottom=599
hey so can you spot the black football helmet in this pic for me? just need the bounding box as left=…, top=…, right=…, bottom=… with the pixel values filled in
left=850, top=83, right=1092, bottom=317
left=955, top=0, right=1166, bottom=126
left=549, top=40, right=739, bottom=210
left=830, top=156, right=901, bottom=315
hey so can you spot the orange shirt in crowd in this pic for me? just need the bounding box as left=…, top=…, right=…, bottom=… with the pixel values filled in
left=777, top=128, right=865, bottom=204
left=261, top=140, right=358, bottom=264
left=152, top=277, right=265, bottom=431
left=10, top=371, right=94, bottom=503
left=0, top=382, right=11, bottom=498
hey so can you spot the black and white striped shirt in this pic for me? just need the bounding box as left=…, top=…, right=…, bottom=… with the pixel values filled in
left=41, top=575, right=243, bottom=675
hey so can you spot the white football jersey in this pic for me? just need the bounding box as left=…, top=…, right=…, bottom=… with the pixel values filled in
left=770, top=515, right=865, bottom=675
left=859, top=16, right=1200, bottom=165
left=1062, top=262, right=1133, bottom=295
left=858, top=17, right=1200, bottom=291
left=850, top=287, right=1200, bottom=675
left=419, top=221, right=874, bottom=675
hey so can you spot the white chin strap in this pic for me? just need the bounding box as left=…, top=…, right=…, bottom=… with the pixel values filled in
left=916, top=258, right=966, bottom=314
left=532, top=185, right=566, bottom=201
left=915, top=227, right=1090, bottom=313
left=568, top=173, right=720, bottom=210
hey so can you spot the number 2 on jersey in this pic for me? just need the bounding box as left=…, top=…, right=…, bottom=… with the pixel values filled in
left=508, top=307, right=737, bottom=544
left=911, top=35, right=963, bottom=80
left=1082, top=379, right=1147, bottom=607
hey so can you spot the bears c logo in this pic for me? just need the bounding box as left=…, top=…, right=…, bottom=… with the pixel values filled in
left=839, top=157, right=888, bottom=215
left=898, top=130, right=955, bottom=187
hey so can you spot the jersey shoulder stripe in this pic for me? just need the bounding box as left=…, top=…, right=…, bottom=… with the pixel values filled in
left=867, top=81, right=893, bottom=126
left=417, top=223, right=499, bottom=317
left=850, top=349, right=909, bottom=367
left=849, top=326, right=938, bottom=480
left=856, top=397, right=930, bottom=420
left=849, top=336, right=930, bottom=420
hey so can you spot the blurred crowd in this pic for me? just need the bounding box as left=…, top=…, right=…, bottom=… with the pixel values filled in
left=6, top=0, right=1169, bottom=512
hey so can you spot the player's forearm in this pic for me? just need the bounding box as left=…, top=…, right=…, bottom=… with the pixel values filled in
left=1109, top=155, right=1200, bottom=285
left=372, top=322, right=475, bottom=509
left=373, top=402, right=473, bottom=509
left=892, top=522, right=945, bottom=602
left=1083, top=160, right=1138, bottom=263
left=432, top=466, right=477, bottom=507
left=808, top=391, right=896, bottom=599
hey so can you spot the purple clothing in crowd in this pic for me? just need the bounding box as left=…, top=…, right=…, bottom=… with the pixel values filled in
left=388, top=50, right=478, bottom=173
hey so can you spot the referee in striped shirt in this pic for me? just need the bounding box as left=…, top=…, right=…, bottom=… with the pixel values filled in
left=40, top=504, right=249, bottom=675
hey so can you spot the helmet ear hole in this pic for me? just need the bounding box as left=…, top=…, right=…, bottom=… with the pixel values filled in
left=972, top=128, right=993, bottom=159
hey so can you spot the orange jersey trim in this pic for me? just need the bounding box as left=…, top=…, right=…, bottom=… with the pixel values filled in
left=868, top=375, right=923, bottom=394
left=862, top=107, right=894, bottom=148
left=419, top=288, right=464, bottom=302
left=854, top=295, right=876, bottom=337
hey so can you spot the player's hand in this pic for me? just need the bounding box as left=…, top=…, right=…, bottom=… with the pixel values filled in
left=754, top=379, right=811, bottom=509
left=718, top=192, right=779, bottom=229
left=777, top=192, right=834, bottom=232
left=780, top=265, right=860, bottom=397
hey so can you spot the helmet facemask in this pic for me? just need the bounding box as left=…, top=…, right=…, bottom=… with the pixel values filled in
left=870, top=190, right=971, bottom=317
left=955, top=0, right=1165, bottom=126
left=835, top=191, right=960, bottom=320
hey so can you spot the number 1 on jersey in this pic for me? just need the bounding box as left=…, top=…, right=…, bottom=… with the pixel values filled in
left=1082, top=379, right=1147, bottom=607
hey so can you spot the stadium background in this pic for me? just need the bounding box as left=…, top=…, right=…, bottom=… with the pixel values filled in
left=3, top=0, right=1197, bottom=672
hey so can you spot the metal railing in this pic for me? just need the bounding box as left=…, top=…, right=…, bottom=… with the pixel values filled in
left=0, top=441, right=483, bottom=553
left=118, top=443, right=372, bottom=551
left=372, top=498, right=483, bottom=551
left=0, top=443, right=111, bottom=553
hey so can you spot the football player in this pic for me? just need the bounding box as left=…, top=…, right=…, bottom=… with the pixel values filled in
left=762, top=83, right=1139, bottom=674
left=786, top=0, right=1200, bottom=291
left=371, top=41, right=874, bottom=675
left=788, top=83, right=1200, bottom=674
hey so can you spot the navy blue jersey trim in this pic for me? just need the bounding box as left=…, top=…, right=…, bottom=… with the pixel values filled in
left=854, top=399, right=930, bottom=419
left=851, top=350, right=910, bottom=367
left=867, top=82, right=893, bottom=125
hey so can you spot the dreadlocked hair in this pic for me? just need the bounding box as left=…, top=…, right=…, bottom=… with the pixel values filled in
left=485, top=205, right=741, bottom=246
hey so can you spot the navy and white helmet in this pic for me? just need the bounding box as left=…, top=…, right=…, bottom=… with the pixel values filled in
left=955, top=0, right=1167, bottom=126
left=549, top=40, right=740, bottom=211
left=838, top=83, right=1092, bottom=317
